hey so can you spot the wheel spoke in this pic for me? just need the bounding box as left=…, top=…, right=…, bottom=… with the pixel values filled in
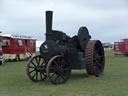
left=37, top=57, right=41, bottom=65
left=54, top=60, right=58, bottom=67
left=31, top=61, right=36, bottom=67
left=97, top=48, right=102, bottom=53
left=61, top=59, right=64, bottom=66
left=36, top=71, right=38, bottom=81
left=63, top=67, right=69, bottom=71
left=40, top=72, right=43, bottom=80
left=42, top=72, right=46, bottom=77
left=60, top=74, right=65, bottom=81
left=57, top=76, right=60, bottom=83
left=29, top=69, right=35, bottom=73
left=55, top=75, right=59, bottom=83
left=29, top=66, right=35, bottom=68
left=35, top=57, right=39, bottom=66
left=32, top=72, right=36, bottom=79
left=51, top=72, right=56, bottom=78
left=40, top=60, right=44, bottom=66
left=96, top=67, right=101, bottom=74
left=99, top=55, right=103, bottom=58
left=97, top=62, right=103, bottom=68
left=62, top=62, right=67, bottom=67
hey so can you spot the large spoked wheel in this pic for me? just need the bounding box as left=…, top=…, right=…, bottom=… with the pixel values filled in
left=46, top=55, right=71, bottom=84
left=85, top=40, right=105, bottom=76
left=26, top=55, right=47, bottom=82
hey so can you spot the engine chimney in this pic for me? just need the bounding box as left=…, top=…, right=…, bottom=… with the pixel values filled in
left=46, top=11, right=53, bottom=40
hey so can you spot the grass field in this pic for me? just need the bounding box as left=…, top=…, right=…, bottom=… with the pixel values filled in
left=0, top=50, right=128, bottom=96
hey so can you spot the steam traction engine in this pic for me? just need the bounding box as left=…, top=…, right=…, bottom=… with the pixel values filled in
left=26, top=11, right=105, bottom=84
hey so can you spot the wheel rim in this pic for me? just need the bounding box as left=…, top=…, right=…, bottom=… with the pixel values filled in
left=26, top=55, right=47, bottom=82
left=46, top=55, right=71, bottom=84
left=94, top=41, right=105, bottom=75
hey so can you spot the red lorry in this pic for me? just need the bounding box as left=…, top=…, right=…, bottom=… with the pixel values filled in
left=114, top=38, right=128, bottom=55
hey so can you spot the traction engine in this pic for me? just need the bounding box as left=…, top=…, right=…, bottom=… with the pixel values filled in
left=26, top=11, right=105, bottom=84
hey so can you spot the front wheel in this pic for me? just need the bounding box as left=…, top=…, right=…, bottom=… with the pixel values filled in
left=26, top=55, right=47, bottom=82
left=46, top=55, right=71, bottom=84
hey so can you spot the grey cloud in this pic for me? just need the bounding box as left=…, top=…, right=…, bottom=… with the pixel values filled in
left=0, top=0, right=128, bottom=43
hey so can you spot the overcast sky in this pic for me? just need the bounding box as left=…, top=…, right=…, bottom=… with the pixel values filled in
left=0, top=0, right=128, bottom=42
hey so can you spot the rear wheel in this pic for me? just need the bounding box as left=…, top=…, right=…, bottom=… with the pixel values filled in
left=46, top=55, right=71, bottom=84
left=85, top=40, right=105, bottom=76
left=26, top=55, right=47, bottom=82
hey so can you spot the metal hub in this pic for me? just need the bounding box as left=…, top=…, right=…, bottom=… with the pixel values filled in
left=35, top=66, right=46, bottom=71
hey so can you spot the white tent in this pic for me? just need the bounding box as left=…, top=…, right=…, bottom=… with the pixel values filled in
left=36, top=41, right=44, bottom=52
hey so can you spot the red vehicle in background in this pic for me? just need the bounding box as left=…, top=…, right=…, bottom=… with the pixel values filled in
left=114, top=38, right=128, bottom=55
left=0, top=32, right=3, bottom=65
left=1, top=34, right=36, bottom=61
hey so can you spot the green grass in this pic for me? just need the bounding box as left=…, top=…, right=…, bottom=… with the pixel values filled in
left=0, top=50, right=128, bottom=96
